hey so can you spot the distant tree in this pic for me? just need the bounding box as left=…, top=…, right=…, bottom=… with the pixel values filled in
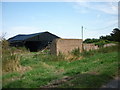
left=100, top=36, right=106, bottom=40
left=110, top=28, right=120, bottom=42
left=84, top=28, right=120, bottom=44
left=105, top=35, right=113, bottom=41
left=99, top=28, right=120, bottom=42
left=83, top=38, right=100, bottom=43
left=83, top=38, right=91, bottom=43
left=100, top=35, right=113, bottom=41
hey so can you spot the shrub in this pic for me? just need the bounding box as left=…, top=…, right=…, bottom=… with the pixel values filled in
left=2, top=40, right=21, bottom=72
left=45, top=53, right=65, bottom=61
left=71, top=48, right=81, bottom=57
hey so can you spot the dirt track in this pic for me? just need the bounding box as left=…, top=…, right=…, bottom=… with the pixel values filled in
left=41, top=75, right=120, bottom=88
left=101, top=77, right=120, bottom=88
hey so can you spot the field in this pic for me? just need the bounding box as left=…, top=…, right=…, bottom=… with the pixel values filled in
left=2, top=45, right=119, bottom=88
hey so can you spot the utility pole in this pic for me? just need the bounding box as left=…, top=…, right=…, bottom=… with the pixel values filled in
left=81, top=26, right=83, bottom=40
left=81, top=26, right=84, bottom=52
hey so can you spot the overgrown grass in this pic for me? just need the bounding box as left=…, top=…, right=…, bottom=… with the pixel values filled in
left=62, top=51, right=118, bottom=75
left=59, top=74, right=112, bottom=88
left=2, top=40, right=29, bottom=72
left=2, top=72, right=20, bottom=80
left=71, top=48, right=81, bottom=57
left=81, top=45, right=118, bottom=57
left=2, top=45, right=119, bottom=88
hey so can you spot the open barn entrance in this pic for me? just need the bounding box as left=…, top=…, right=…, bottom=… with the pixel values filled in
left=25, top=41, right=48, bottom=52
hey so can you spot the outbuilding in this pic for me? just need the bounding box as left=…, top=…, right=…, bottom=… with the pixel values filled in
left=50, top=38, right=83, bottom=55
left=8, top=31, right=60, bottom=52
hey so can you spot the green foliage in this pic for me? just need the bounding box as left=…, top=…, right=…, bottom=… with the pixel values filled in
left=71, top=48, right=80, bottom=56
left=97, top=45, right=118, bottom=53
left=20, top=52, right=65, bottom=67
left=100, top=28, right=120, bottom=42
left=59, top=52, right=118, bottom=88
left=59, top=74, right=112, bottom=88
left=2, top=40, right=20, bottom=72
left=81, top=50, right=95, bottom=57
left=84, top=38, right=116, bottom=47
left=15, top=46, right=29, bottom=52
left=83, top=38, right=100, bottom=43
left=81, top=45, right=118, bottom=57
left=2, top=72, right=20, bottom=80
left=94, top=40, right=109, bottom=47
left=111, top=28, right=120, bottom=42
left=2, top=39, right=29, bottom=72
left=2, top=28, right=119, bottom=88
left=41, top=49, right=50, bottom=54
left=2, top=45, right=118, bottom=88
left=84, top=28, right=120, bottom=48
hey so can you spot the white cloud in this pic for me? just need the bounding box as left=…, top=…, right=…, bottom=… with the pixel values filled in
left=74, top=2, right=118, bottom=15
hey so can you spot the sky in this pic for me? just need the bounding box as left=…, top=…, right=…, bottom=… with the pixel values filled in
left=1, top=0, right=118, bottom=40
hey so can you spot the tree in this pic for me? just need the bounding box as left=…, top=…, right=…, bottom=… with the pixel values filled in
left=83, top=38, right=100, bottom=43
left=110, top=28, right=120, bottom=42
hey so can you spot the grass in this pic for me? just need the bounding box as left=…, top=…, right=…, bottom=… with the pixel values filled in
left=59, top=74, right=112, bottom=88
left=2, top=40, right=29, bottom=72
left=2, top=45, right=119, bottom=88
left=63, top=52, right=118, bottom=76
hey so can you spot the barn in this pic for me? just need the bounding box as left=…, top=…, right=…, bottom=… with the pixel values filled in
left=8, top=31, right=60, bottom=52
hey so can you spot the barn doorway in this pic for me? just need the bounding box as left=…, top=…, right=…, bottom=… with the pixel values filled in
left=25, top=41, right=47, bottom=52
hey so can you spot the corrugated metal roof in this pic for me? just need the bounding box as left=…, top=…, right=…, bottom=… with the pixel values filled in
left=8, top=32, right=46, bottom=42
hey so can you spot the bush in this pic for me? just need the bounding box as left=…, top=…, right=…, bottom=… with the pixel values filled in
left=94, top=40, right=111, bottom=47
left=83, top=38, right=100, bottom=43
left=2, top=40, right=21, bottom=72
left=45, top=53, right=65, bottom=61
left=71, top=48, right=81, bottom=57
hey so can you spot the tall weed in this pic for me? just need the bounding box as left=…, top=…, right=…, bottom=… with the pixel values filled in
left=71, top=48, right=81, bottom=57
left=2, top=40, right=21, bottom=72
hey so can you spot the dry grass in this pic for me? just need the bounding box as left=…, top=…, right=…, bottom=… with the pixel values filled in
left=2, top=39, right=30, bottom=73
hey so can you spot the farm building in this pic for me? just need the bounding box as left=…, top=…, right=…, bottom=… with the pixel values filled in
left=50, top=39, right=99, bottom=55
left=8, top=31, right=60, bottom=52
left=50, top=39, right=83, bottom=55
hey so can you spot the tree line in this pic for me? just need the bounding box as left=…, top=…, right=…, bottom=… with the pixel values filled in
left=83, top=28, right=120, bottom=47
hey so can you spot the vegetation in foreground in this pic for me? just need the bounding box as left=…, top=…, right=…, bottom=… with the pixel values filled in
left=2, top=28, right=119, bottom=88
left=2, top=44, right=119, bottom=88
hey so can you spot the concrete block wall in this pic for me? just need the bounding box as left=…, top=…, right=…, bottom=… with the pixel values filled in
left=50, top=39, right=117, bottom=56
left=83, top=44, right=99, bottom=51
left=103, top=43, right=117, bottom=48
left=50, top=39, right=83, bottom=55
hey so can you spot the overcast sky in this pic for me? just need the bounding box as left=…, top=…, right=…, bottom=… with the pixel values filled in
left=1, top=0, right=119, bottom=40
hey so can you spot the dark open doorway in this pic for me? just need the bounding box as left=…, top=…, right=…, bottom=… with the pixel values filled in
left=25, top=41, right=48, bottom=52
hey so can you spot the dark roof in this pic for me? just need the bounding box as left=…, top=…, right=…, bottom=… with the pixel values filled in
left=8, top=31, right=59, bottom=42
